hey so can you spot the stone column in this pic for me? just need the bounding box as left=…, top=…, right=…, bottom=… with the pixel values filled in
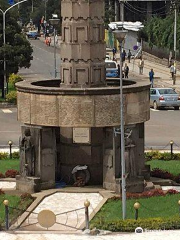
left=60, top=0, right=106, bottom=88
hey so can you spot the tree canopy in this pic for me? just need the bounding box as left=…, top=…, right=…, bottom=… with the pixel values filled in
left=0, top=0, right=33, bottom=96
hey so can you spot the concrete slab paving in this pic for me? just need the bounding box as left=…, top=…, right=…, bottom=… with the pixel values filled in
left=19, top=192, right=103, bottom=231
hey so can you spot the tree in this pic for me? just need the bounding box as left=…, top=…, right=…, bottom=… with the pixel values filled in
left=0, top=0, right=33, bottom=98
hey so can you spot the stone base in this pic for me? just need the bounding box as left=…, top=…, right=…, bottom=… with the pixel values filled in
left=126, top=177, right=145, bottom=193
left=103, top=181, right=116, bottom=192
left=114, top=177, right=145, bottom=194
left=16, top=175, right=41, bottom=193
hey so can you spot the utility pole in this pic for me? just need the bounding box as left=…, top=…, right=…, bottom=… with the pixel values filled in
left=32, top=0, right=34, bottom=13
left=174, top=3, right=177, bottom=85
left=119, top=0, right=124, bottom=22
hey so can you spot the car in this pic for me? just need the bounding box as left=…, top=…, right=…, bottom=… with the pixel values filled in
left=105, top=54, right=111, bottom=60
left=150, top=88, right=180, bottom=110
left=26, top=30, right=39, bottom=39
left=105, top=59, right=118, bottom=78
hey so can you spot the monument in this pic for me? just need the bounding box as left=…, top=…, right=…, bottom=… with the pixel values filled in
left=16, top=0, right=150, bottom=193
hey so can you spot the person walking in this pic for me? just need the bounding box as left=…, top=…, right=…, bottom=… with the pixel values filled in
left=127, top=49, right=132, bottom=63
left=48, top=36, right=51, bottom=46
left=117, top=64, right=120, bottom=78
left=112, top=47, right=117, bottom=61
left=124, top=63, right=129, bottom=78
left=149, top=69, right=154, bottom=87
left=138, top=56, right=144, bottom=75
left=121, top=50, right=126, bottom=64
left=170, top=64, right=176, bottom=80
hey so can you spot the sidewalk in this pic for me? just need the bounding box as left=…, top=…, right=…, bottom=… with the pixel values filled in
left=111, top=50, right=180, bottom=93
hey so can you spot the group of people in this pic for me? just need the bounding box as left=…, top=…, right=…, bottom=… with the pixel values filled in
left=113, top=47, right=132, bottom=63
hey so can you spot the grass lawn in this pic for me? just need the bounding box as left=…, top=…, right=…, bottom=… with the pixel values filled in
left=0, top=194, right=33, bottom=228
left=91, top=194, right=180, bottom=222
left=146, top=160, right=180, bottom=176
left=0, top=159, right=20, bottom=174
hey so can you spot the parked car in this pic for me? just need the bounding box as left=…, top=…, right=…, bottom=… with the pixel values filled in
left=26, top=30, right=39, bottom=39
left=105, top=54, right=111, bottom=60
left=105, top=60, right=118, bottom=78
left=150, top=88, right=180, bottom=110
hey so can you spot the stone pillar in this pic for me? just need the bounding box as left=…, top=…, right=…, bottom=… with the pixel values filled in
left=60, top=0, right=106, bottom=87
left=16, top=126, right=56, bottom=193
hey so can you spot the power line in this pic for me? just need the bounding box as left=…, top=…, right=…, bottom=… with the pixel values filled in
left=124, top=3, right=167, bottom=17
left=125, top=2, right=167, bottom=15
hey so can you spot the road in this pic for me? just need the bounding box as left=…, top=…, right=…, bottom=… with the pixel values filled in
left=0, top=107, right=180, bottom=150
left=145, top=108, right=180, bottom=150
left=19, top=39, right=61, bottom=80
left=0, top=39, right=179, bottom=150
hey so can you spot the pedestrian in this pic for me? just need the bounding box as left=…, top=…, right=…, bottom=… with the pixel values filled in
left=117, top=64, right=120, bottom=77
left=124, top=63, right=129, bottom=78
left=121, top=49, right=126, bottom=64
left=127, top=49, right=132, bottom=63
left=112, top=47, right=117, bottom=61
left=48, top=36, right=51, bottom=46
left=45, top=37, right=49, bottom=46
left=138, top=56, right=144, bottom=75
left=149, top=69, right=154, bottom=87
left=170, top=64, right=176, bottom=80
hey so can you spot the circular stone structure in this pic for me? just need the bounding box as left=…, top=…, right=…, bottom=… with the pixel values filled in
left=16, top=79, right=150, bottom=127
left=16, top=0, right=150, bottom=194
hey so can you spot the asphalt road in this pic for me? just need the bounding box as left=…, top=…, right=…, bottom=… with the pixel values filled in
left=145, top=108, right=180, bottom=150
left=19, top=39, right=61, bottom=80
left=0, top=107, right=180, bottom=150
left=1, top=39, right=179, bottom=150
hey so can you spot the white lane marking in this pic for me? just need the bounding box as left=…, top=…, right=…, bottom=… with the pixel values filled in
left=2, top=109, right=12, bottom=113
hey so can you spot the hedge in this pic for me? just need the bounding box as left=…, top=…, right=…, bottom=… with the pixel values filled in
left=145, top=151, right=180, bottom=161
left=90, top=216, right=180, bottom=232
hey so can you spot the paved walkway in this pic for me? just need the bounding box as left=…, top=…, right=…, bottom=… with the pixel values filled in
left=19, top=192, right=103, bottom=231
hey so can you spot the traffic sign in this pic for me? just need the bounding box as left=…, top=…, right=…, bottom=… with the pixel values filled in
left=8, top=0, right=14, bottom=5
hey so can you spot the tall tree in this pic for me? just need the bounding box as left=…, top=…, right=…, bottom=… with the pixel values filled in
left=0, top=0, right=33, bottom=97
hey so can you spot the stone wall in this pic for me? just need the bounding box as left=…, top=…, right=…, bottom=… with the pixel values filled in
left=16, top=80, right=150, bottom=127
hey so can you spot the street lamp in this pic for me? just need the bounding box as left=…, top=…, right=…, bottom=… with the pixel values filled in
left=8, top=140, right=13, bottom=159
left=0, top=0, right=28, bottom=98
left=49, top=16, right=60, bottom=78
left=113, top=29, right=127, bottom=220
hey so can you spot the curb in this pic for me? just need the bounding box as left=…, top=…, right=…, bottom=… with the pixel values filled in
left=0, top=102, right=16, bottom=108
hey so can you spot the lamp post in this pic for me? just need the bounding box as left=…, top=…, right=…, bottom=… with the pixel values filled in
left=113, top=29, right=127, bottom=220
left=134, top=202, right=140, bottom=220
left=8, top=140, right=13, bottom=159
left=49, top=17, right=60, bottom=78
left=0, top=0, right=28, bottom=98
left=170, top=140, right=174, bottom=159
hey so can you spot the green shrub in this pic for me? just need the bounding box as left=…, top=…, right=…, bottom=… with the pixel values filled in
left=8, top=73, right=23, bottom=86
left=90, top=216, right=180, bottom=232
left=0, top=152, right=9, bottom=160
left=12, top=151, right=20, bottom=159
left=145, top=151, right=180, bottom=161
left=6, top=91, right=17, bottom=103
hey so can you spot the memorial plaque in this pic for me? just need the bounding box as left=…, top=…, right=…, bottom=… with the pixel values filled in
left=73, top=128, right=91, bottom=143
